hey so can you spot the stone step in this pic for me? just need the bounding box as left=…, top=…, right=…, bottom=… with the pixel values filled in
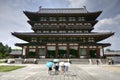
left=14, top=59, right=90, bottom=64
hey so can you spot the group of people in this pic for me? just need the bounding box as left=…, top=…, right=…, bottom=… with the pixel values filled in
left=108, top=58, right=114, bottom=65
left=47, top=59, right=71, bottom=75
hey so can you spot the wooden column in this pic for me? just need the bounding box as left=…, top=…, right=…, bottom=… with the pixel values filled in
left=67, top=44, right=69, bottom=58
left=45, top=45, right=47, bottom=58
left=36, top=47, right=39, bottom=58
left=22, top=47, right=24, bottom=58
left=25, top=46, right=29, bottom=58
left=78, top=44, right=80, bottom=58
left=55, top=44, right=58, bottom=58
left=96, top=47, right=100, bottom=58
left=102, top=47, right=105, bottom=58
left=86, top=47, right=89, bottom=59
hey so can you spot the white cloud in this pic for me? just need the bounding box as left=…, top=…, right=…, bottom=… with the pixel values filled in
left=68, top=0, right=87, bottom=7
left=94, top=14, right=120, bottom=50
left=94, top=14, right=120, bottom=32
left=0, top=0, right=120, bottom=50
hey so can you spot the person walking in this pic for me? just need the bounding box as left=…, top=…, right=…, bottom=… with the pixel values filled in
left=54, top=62, right=59, bottom=75
left=59, top=61, right=65, bottom=74
left=64, top=61, right=70, bottom=73
left=46, top=61, right=53, bottom=75
left=96, top=59, right=99, bottom=65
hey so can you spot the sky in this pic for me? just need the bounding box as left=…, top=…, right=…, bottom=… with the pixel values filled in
left=0, top=0, right=120, bottom=50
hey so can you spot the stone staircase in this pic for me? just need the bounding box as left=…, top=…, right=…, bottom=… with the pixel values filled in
left=90, top=59, right=106, bottom=65
left=13, top=58, right=107, bottom=64
left=36, top=59, right=89, bottom=64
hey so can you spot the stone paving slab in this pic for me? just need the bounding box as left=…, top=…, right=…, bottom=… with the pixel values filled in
left=0, top=64, right=120, bottom=80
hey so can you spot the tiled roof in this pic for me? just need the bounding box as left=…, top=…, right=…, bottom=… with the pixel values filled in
left=15, top=43, right=111, bottom=47
left=38, top=8, right=88, bottom=13
left=105, top=52, right=120, bottom=55
left=12, top=32, right=114, bottom=36
left=37, top=6, right=88, bottom=13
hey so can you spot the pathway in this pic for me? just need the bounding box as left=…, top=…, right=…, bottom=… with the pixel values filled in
left=0, top=64, right=120, bottom=80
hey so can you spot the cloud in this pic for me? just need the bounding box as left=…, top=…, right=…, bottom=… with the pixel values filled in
left=94, top=14, right=120, bottom=50
left=94, top=14, right=120, bottom=33
left=68, top=0, right=87, bottom=7
left=0, top=0, right=120, bottom=50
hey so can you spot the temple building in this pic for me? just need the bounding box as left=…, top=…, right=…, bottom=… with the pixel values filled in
left=12, top=6, right=114, bottom=59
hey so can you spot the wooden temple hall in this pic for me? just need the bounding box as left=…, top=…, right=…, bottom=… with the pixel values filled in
left=12, top=6, right=114, bottom=59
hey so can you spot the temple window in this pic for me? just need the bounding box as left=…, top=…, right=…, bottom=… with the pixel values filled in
left=68, top=31, right=74, bottom=33
left=84, top=31, right=89, bottom=33
left=31, top=38, right=37, bottom=42
left=76, top=31, right=82, bottom=33
left=80, top=31, right=82, bottom=33
left=40, top=17, right=47, bottom=21
left=78, top=17, right=85, bottom=21
left=34, top=23, right=41, bottom=27
left=43, top=31, right=49, bottom=33
left=51, top=31, right=57, bottom=33
left=51, top=23, right=57, bottom=25
left=37, top=31, right=41, bottom=33
left=43, top=23, right=49, bottom=25
left=76, top=23, right=82, bottom=25
left=59, top=31, right=66, bottom=33
left=59, top=17, right=66, bottom=21
left=49, top=17, right=56, bottom=21
left=88, top=37, right=94, bottom=42
left=69, top=17, right=76, bottom=21
left=84, top=23, right=91, bottom=26
left=68, top=23, right=74, bottom=25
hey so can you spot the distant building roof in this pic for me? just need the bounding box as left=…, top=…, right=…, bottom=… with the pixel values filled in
left=105, top=52, right=120, bottom=55
left=10, top=51, right=22, bottom=55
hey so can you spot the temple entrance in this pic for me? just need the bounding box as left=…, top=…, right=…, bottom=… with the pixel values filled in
left=29, top=49, right=36, bottom=58
left=47, top=46, right=56, bottom=58
left=80, top=48, right=87, bottom=58
left=69, top=46, right=78, bottom=58
left=89, top=49, right=96, bottom=58
left=39, top=48, right=45, bottom=58
left=58, top=46, right=67, bottom=58
left=47, top=50, right=55, bottom=58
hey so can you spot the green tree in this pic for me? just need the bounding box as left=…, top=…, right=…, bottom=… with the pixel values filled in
left=105, top=49, right=111, bottom=52
left=0, top=42, right=11, bottom=59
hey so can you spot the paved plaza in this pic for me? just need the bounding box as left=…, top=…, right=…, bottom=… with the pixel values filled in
left=0, top=63, right=120, bottom=80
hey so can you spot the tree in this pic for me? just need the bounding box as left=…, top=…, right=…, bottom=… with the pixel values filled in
left=0, top=42, right=11, bottom=59
left=105, top=49, right=111, bottom=52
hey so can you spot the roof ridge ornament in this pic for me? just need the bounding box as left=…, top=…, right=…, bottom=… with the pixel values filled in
left=39, top=6, right=42, bottom=11
left=83, top=6, right=88, bottom=12
left=83, top=6, right=86, bottom=9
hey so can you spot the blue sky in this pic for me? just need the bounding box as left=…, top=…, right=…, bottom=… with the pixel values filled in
left=0, top=0, right=120, bottom=50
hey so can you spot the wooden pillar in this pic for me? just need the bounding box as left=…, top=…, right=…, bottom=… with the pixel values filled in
left=78, top=44, right=80, bottom=58
left=55, top=43, right=58, bottom=58
left=96, top=47, right=100, bottom=58
left=36, top=47, right=39, bottom=58
left=45, top=45, right=47, bottom=58
left=102, top=47, right=105, bottom=58
left=26, top=46, right=29, bottom=58
left=86, top=47, right=89, bottom=59
left=67, top=44, right=69, bottom=58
